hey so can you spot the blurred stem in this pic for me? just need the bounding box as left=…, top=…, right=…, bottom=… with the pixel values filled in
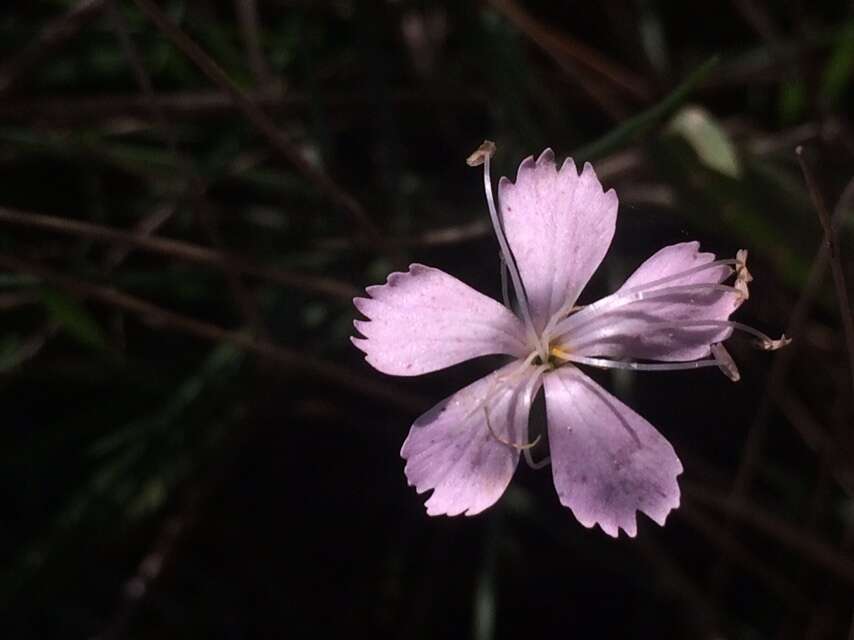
left=473, top=513, right=500, bottom=640
left=0, top=0, right=107, bottom=95
left=0, top=205, right=357, bottom=300
left=0, top=252, right=421, bottom=412
left=796, top=146, right=854, bottom=399
left=573, top=55, right=719, bottom=162
left=130, top=0, right=383, bottom=243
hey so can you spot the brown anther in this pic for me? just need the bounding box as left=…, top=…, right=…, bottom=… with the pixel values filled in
left=711, top=343, right=741, bottom=382
left=755, top=334, right=792, bottom=351
left=735, top=249, right=753, bottom=300
left=466, top=140, right=497, bottom=167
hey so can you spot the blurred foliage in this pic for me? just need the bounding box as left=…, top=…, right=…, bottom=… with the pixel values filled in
left=0, top=0, right=853, bottom=638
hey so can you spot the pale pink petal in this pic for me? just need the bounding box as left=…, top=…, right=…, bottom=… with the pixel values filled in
left=498, top=149, right=618, bottom=331
left=353, top=264, right=528, bottom=376
left=544, top=367, right=682, bottom=537
left=559, top=242, right=741, bottom=361
left=401, top=362, right=542, bottom=516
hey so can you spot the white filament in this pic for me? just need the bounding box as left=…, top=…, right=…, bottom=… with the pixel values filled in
left=549, top=282, right=742, bottom=344
left=557, top=353, right=721, bottom=372
left=541, top=257, right=737, bottom=339
left=481, top=153, right=545, bottom=359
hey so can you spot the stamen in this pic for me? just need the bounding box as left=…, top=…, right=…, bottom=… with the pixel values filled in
left=756, top=334, right=792, bottom=351
left=614, top=318, right=791, bottom=351
left=485, top=407, right=542, bottom=450
left=552, top=351, right=722, bottom=372
left=542, top=257, right=737, bottom=338
left=735, top=249, right=752, bottom=299
left=524, top=447, right=551, bottom=470
left=711, top=343, right=740, bottom=381
left=468, top=141, right=543, bottom=358
left=499, top=252, right=511, bottom=309
left=549, top=282, right=742, bottom=344
left=463, top=355, right=541, bottom=422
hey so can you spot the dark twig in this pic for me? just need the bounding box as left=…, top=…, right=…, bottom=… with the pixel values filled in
left=572, top=56, right=720, bottom=162
left=0, top=88, right=484, bottom=122
left=0, top=205, right=358, bottom=300
left=235, top=0, right=275, bottom=86
left=709, top=175, right=854, bottom=594
left=686, top=483, right=854, bottom=585
left=107, top=0, right=266, bottom=335
left=0, top=253, right=421, bottom=412
left=96, top=511, right=187, bottom=640
left=130, top=0, right=381, bottom=240
left=797, top=146, right=854, bottom=398
left=0, top=0, right=107, bottom=95
left=487, top=0, right=629, bottom=120
left=102, top=202, right=177, bottom=270
left=680, top=503, right=810, bottom=610
left=486, top=0, right=650, bottom=101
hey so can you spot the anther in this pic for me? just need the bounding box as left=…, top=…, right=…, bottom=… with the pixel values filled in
left=735, top=249, right=752, bottom=300
left=466, top=140, right=496, bottom=167
left=711, top=343, right=740, bottom=381
left=755, top=334, right=792, bottom=351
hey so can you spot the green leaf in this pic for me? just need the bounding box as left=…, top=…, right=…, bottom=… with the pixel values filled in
left=820, top=21, right=854, bottom=107
left=39, top=288, right=107, bottom=350
left=668, top=105, right=741, bottom=177
left=573, top=55, right=720, bottom=161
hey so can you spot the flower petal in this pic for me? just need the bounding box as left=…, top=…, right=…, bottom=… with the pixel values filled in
left=402, top=362, right=542, bottom=516
left=544, top=367, right=682, bottom=537
left=353, top=264, right=528, bottom=376
left=498, top=149, right=618, bottom=331
left=559, top=242, right=741, bottom=361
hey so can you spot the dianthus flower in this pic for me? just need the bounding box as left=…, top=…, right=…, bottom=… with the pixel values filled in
left=353, top=142, right=787, bottom=537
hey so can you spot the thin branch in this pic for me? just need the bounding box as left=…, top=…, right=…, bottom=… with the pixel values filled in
left=130, top=0, right=381, bottom=240
left=487, top=0, right=628, bottom=120
left=486, top=0, right=651, bottom=101
left=235, top=0, right=275, bottom=86
left=0, top=205, right=357, bottom=300
left=107, top=0, right=267, bottom=336
left=0, top=253, right=421, bottom=412
left=0, top=88, right=484, bottom=122
left=0, top=0, right=107, bottom=95
left=103, top=202, right=177, bottom=270
left=680, top=503, right=810, bottom=610
left=797, top=145, right=854, bottom=398
left=709, top=175, right=854, bottom=595
left=634, top=535, right=721, bottom=634
left=686, top=483, right=854, bottom=586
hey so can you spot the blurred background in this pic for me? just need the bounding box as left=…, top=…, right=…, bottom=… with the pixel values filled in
left=1, top=1, right=853, bottom=638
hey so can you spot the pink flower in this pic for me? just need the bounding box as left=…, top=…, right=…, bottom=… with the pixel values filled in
left=352, top=142, right=787, bottom=537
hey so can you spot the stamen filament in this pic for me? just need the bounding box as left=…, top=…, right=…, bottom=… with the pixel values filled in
left=542, top=257, right=737, bottom=339
left=564, top=319, right=790, bottom=353
left=553, top=351, right=721, bottom=372
left=485, top=407, right=542, bottom=450
left=499, top=252, right=511, bottom=309
left=524, top=447, right=551, bottom=470
left=469, top=141, right=544, bottom=359
left=463, top=355, right=541, bottom=422
left=638, top=319, right=788, bottom=350
left=549, top=282, right=742, bottom=344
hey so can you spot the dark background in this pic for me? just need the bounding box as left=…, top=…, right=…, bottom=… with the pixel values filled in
left=0, top=1, right=853, bottom=638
